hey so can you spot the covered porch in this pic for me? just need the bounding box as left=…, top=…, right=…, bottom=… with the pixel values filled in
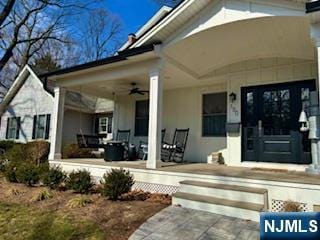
left=48, top=14, right=320, bottom=171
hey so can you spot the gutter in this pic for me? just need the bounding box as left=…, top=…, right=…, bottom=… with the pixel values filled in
left=39, top=43, right=160, bottom=78
left=306, top=1, right=320, bottom=13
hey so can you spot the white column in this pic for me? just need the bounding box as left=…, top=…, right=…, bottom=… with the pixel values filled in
left=147, top=64, right=163, bottom=169
left=307, top=24, right=320, bottom=173
left=112, top=96, right=119, bottom=139
left=310, top=23, right=320, bottom=102
left=49, top=87, right=66, bottom=160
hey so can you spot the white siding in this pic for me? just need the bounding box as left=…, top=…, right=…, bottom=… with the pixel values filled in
left=0, top=74, right=54, bottom=142
left=115, top=58, right=317, bottom=166
left=0, top=74, right=96, bottom=146
left=62, top=109, right=93, bottom=146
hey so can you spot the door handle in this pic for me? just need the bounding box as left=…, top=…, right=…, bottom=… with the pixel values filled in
left=258, top=120, right=262, bottom=137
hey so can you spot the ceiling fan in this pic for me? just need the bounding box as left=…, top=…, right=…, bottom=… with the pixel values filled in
left=129, top=83, right=149, bottom=95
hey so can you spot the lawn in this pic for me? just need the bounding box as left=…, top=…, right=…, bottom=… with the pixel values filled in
left=0, top=178, right=169, bottom=240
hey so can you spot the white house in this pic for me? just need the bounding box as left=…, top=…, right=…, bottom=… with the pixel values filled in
left=42, top=0, right=320, bottom=220
left=0, top=65, right=114, bottom=146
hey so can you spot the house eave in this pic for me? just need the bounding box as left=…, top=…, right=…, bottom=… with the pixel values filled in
left=41, top=43, right=160, bottom=80
left=306, top=0, right=320, bottom=13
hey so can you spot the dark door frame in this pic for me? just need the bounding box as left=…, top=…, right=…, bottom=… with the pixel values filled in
left=241, top=79, right=315, bottom=164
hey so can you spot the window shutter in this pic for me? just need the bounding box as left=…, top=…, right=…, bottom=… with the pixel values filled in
left=32, top=115, right=37, bottom=139
left=16, top=117, right=21, bottom=139
left=45, top=114, right=51, bottom=140
left=5, top=118, right=10, bottom=139
left=95, top=118, right=99, bottom=134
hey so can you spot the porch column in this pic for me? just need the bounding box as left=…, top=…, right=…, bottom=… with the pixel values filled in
left=308, top=23, right=320, bottom=173
left=49, top=87, right=66, bottom=160
left=147, top=64, right=163, bottom=169
left=311, top=23, right=320, bottom=102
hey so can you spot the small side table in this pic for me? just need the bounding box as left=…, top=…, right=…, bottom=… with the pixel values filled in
left=104, top=141, right=124, bottom=161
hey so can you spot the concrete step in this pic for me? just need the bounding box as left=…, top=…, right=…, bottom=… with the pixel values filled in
left=172, top=192, right=264, bottom=222
left=179, top=180, right=268, bottom=206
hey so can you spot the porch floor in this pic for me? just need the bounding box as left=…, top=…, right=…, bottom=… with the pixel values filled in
left=58, top=158, right=320, bottom=186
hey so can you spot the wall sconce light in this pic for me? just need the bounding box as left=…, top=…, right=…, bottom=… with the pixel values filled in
left=229, top=92, right=237, bottom=103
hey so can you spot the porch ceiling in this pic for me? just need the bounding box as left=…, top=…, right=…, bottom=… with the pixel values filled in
left=163, top=16, right=315, bottom=79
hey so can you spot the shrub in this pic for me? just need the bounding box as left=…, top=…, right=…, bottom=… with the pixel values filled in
left=4, top=162, right=18, bottom=183
left=100, top=168, right=134, bottom=201
left=15, top=163, right=41, bottom=186
left=25, top=141, right=50, bottom=165
left=62, top=144, right=95, bottom=159
left=0, top=140, right=16, bottom=152
left=0, top=158, right=8, bottom=173
left=283, top=201, right=302, bottom=212
left=43, top=166, right=66, bottom=189
left=33, top=189, right=54, bottom=201
left=5, top=144, right=26, bottom=163
left=120, top=190, right=150, bottom=201
left=66, top=170, right=94, bottom=194
left=67, top=195, right=93, bottom=208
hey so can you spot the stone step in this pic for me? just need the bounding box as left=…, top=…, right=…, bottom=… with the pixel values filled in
left=172, top=192, right=264, bottom=222
left=179, top=180, right=268, bottom=205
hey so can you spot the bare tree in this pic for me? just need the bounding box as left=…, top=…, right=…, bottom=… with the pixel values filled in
left=0, top=0, right=101, bottom=96
left=78, top=9, right=123, bottom=62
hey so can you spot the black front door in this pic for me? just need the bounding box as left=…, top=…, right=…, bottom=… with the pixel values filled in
left=241, top=80, right=315, bottom=164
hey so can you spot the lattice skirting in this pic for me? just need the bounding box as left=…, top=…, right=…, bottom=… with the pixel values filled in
left=271, top=199, right=308, bottom=212
left=133, top=181, right=179, bottom=195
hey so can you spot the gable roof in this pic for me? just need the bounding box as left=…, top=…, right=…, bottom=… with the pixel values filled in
left=119, top=5, right=172, bottom=51
left=130, top=0, right=310, bottom=48
left=0, top=65, right=114, bottom=115
left=0, top=65, right=52, bottom=114
left=40, top=0, right=310, bottom=79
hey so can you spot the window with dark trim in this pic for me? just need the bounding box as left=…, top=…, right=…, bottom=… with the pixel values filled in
left=202, top=92, right=227, bottom=137
left=135, top=100, right=149, bottom=136
left=6, top=117, right=21, bottom=139
left=32, top=114, right=51, bottom=140
left=98, top=116, right=113, bottom=134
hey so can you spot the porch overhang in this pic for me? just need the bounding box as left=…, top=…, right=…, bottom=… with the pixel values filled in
left=163, top=16, right=315, bottom=79
left=44, top=44, right=162, bottom=99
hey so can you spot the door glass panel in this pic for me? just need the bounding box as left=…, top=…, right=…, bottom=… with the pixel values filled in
left=247, top=140, right=253, bottom=150
left=262, top=89, right=290, bottom=135
left=301, top=88, right=311, bottom=111
left=246, top=92, right=254, bottom=126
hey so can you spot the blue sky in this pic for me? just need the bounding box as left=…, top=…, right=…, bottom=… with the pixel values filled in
left=105, top=0, right=162, bottom=36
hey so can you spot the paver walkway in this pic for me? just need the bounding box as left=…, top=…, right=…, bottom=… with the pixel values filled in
left=129, top=206, right=259, bottom=240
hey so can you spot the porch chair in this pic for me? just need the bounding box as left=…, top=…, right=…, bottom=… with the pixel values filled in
left=137, top=129, right=166, bottom=160
left=116, top=129, right=131, bottom=145
left=161, top=128, right=190, bottom=163
left=115, top=129, right=131, bottom=159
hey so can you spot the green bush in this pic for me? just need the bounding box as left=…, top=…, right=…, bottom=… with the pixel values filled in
left=62, top=144, right=95, bottom=159
left=100, top=168, right=134, bottom=201
left=3, top=141, right=49, bottom=165
left=4, top=162, right=18, bottom=183
left=5, top=144, right=26, bottom=163
left=66, top=170, right=94, bottom=194
left=43, top=166, right=66, bottom=189
left=0, top=140, right=16, bottom=152
left=15, top=163, right=41, bottom=186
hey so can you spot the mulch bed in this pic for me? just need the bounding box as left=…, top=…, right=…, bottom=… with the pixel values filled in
left=0, top=177, right=171, bottom=240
